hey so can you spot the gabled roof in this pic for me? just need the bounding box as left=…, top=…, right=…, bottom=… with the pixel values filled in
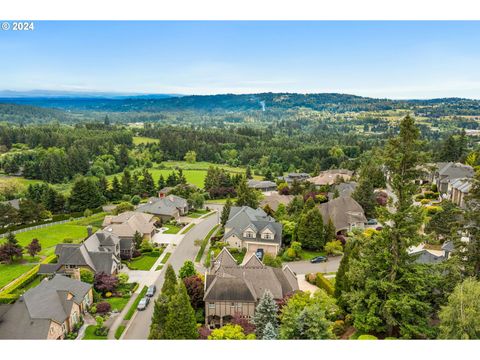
left=318, top=196, right=367, bottom=231
left=136, top=195, right=187, bottom=216
left=103, top=211, right=155, bottom=237
left=260, top=192, right=295, bottom=211
left=205, top=248, right=298, bottom=302
left=247, top=179, right=277, bottom=190
left=308, top=169, right=353, bottom=186
left=213, top=247, right=238, bottom=269
left=225, top=206, right=282, bottom=245
left=437, top=162, right=474, bottom=182
left=0, top=275, right=92, bottom=339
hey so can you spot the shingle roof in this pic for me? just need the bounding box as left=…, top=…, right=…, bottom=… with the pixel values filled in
left=0, top=275, right=92, bottom=339
left=437, top=162, right=474, bottom=182
left=103, top=211, right=155, bottom=237
left=307, top=169, right=353, bottom=186
left=318, top=196, right=367, bottom=232
left=225, top=206, right=282, bottom=245
left=260, top=192, right=295, bottom=211
left=247, top=180, right=277, bottom=190
left=205, top=248, right=298, bottom=302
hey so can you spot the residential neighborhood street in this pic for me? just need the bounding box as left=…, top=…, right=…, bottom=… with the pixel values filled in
left=122, top=212, right=220, bottom=339
left=286, top=255, right=342, bottom=275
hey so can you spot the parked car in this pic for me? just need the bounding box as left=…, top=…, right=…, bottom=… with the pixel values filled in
left=366, top=218, right=378, bottom=225
left=137, top=297, right=150, bottom=311
left=146, top=285, right=156, bottom=297
left=310, top=256, right=327, bottom=263
left=255, top=248, right=264, bottom=261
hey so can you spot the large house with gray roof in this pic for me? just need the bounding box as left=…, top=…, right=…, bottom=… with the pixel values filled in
left=39, top=230, right=123, bottom=277
left=136, top=194, right=188, bottom=221
left=0, top=275, right=93, bottom=339
left=432, top=162, right=474, bottom=195
left=318, top=196, right=367, bottom=234
left=224, top=206, right=283, bottom=256
left=247, top=179, right=277, bottom=192
left=204, top=248, right=298, bottom=328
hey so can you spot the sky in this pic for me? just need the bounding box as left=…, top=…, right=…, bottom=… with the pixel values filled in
left=1, top=21, right=480, bottom=99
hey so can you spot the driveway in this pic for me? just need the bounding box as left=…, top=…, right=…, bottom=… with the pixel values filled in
left=286, top=255, right=342, bottom=275
left=122, top=211, right=220, bottom=339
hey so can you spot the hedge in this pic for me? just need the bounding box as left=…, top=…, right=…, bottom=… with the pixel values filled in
left=0, top=255, right=56, bottom=296
left=0, top=293, right=19, bottom=304
left=306, top=273, right=335, bottom=296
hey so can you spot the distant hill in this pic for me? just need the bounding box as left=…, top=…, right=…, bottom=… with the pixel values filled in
left=1, top=92, right=480, bottom=117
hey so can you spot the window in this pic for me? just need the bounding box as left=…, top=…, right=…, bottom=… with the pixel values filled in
left=231, top=302, right=235, bottom=307
left=262, top=232, right=271, bottom=239
left=244, top=231, right=254, bottom=238
left=208, top=303, right=215, bottom=309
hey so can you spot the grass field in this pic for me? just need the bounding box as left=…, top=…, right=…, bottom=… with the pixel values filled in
left=127, top=251, right=162, bottom=271
left=0, top=222, right=96, bottom=256
left=299, top=249, right=327, bottom=260
left=161, top=252, right=171, bottom=264
left=0, top=263, right=36, bottom=290
left=83, top=325, right=107, bottom=340
left=187, top=209, right=210, bottom=218
left=115, top=325, right=126, bottom=340
left=104, top=296, right=131, bottom=312
left=163, top=224, right=182, bottom=234
left=133, top=136, right=159, bottom=145
left=72, top=212, right=108, bottom=228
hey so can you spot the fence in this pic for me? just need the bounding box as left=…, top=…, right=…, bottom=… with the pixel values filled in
left=4, top=217, right=83, bottom=236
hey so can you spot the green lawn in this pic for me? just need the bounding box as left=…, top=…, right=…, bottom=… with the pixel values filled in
left=195, top=224, right=220, bottom=262
left=127, top=251, right=162, bottom=271
left=71, top=212, right=108, bottom=228
left=133, top=136, right=159, bottom=145
left=155, top=264, right=163, bottom=271
left=83, top=325, right=107, bottom=340
left=124, top=286, right=148, bottom=320
left=163, top=224, right=182, bottom=234
left=104, top=296, right=131, bottom=312
left=0, top=263, right=36, bottom=290
left=187, top=209, right=210, bottom=218
left=115, top=325, right=126, bottom=340
left=180, top=223, right=194, bottom=234
left=161, top=252, right=171, bottom=264
left=0, top=223, right=95, bottom=256
left=300, top=249, right=327, bottom=260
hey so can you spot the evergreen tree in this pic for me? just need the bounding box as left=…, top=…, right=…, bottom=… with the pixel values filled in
left=162, top=264, right=178, bottom=297
left=262, top=321, right=278, bottom=340
left=158, top=174, right=166, bottom=190
left=117, top=144, right=129, bottom=169
left=253, top=290, right=278, bottom=339
left=324, top=218, right=336, bottom=244
left=297, top=207, right=325, bottom=250
left=177, top=169, right=187, bottom=184
left=163, top=281, right=199, bottom=339
left=245, top=166, right=252, bottom=179
left=221, top=197, right=232, bottom=226
left=68, top=177, right=105, bottom=212
left=341, top=115, right=434, bottom=338
left=352, top=176, right=376, bottom=218
left=121, top=169, right=132, bottom=195
left=235, top=177, right=259, bottom=208
left=141, top=169, right=156, bottom=196
left=264, top=169, right=274, bottom=181
left=133, top=231, right=143, bottom=250
left=110, top=176, right=122, bottom=201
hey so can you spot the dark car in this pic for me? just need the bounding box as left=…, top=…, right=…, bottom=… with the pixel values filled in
left=255, top=248, right=264, bottom=260
left=310, top=256, right=327, bottom=263
left=137, top=297, right=150, bottom=311
left=146, top=285, right=156, bottom=297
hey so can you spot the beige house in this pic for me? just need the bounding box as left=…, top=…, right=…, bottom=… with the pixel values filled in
left=224, top=206, right=283, bottom=256
left=318, top=196, right=367, bottom=234
left=308, top=169, right=353, bottom=187
left=204, top=248, right=298, bottom=328
left=0, top=275, right=93, bottom=339
left=102, top=211, right=157, bottom=256
left=449, top=178, right=472, bottom=208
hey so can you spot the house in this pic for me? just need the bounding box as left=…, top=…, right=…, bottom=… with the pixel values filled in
left=432, top=162, right=474, bottom=195
left=0, top=275, right=93, bottom=339
left=328, top=181, right=357, bottom=200
left=224, top=206, right=283, bottom=256
left=247, top=179, right=277, bottom=192
left=278, top=172, right=310, bottom=185
left=307, top=169, right=353, bottom=187
left=136, top=194, right=189, bottom=221
left=39, top=230, right=122, bottom=277
left=102, top=211, right=157, bottom=252
left=449, top=178, right=472, bottom=208
left=318, top=196, right=367, bottom=234
left=408, top=243, right=446, bottom=264
left=204, top=248, right=298, bottom=328
left=260, top=192, right=295, bottom=211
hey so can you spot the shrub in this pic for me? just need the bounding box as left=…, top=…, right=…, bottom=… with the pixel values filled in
left=80, top=269, right=94, bottom=284
left=358, top=334, right=378, bottom=340
left=431, top=184, right=438, bottom=192
left=117, top=273, right=129, bottom=285
left=263, top=253, right=282, bottom=268
left=89, top=305, right=97, bottom=314
left=131, top=195, right=141, bottom=205
left=306, top=273, right=335, bottom=296
left=420, top=199, right=431, bottom=205
left=105, top=291, right=112, bottom=298
left=64, top=238, right=74, bottom=243
left=415, top=194, right=425, bottom=201
left=324, top=240, right=343, bottom=256
left=95, top=326, right=109, bottom=336
left=332, top=320, right=345, bottom=337
left=132, top=250, right=141, bottom=258
left=96, top=301, right=111, bottom=314
left=426, top=205, right=442, bottom=215
left=120, top=253, right=131, bottom=261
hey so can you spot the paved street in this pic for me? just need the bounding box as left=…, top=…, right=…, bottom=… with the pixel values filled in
left=286, top=255, right=342, bottom=275
left=122, top=211, right=220, bottom=339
